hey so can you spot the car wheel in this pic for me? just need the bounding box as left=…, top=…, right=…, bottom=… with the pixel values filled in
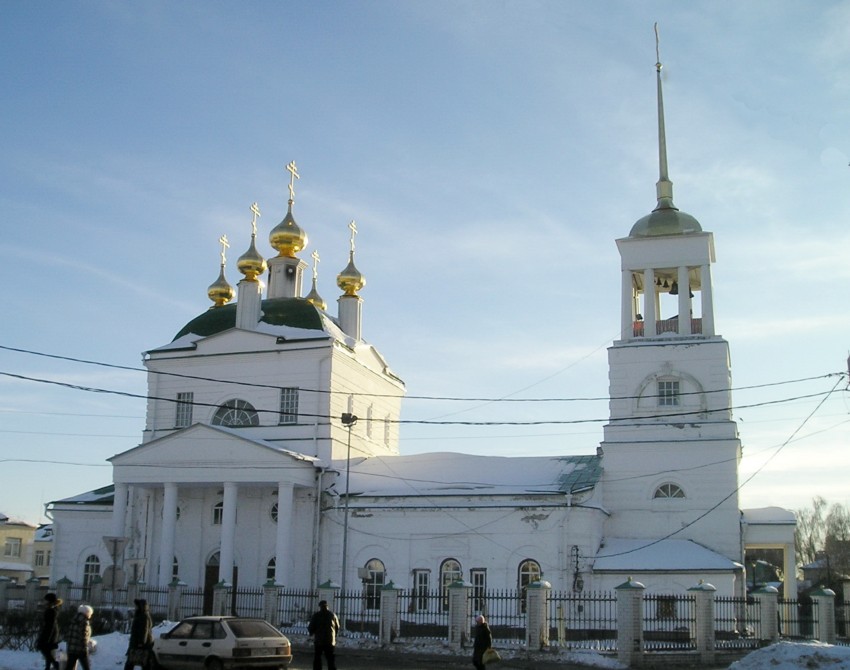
left=205, top=658, right=224, bottom=670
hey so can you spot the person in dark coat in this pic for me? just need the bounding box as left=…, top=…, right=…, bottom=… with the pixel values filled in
left=65, top=604, right=94, bottom=670
left=124, top=599, right=154, bottom=670
left=36, top=592, right=62, bottom=670
left=307, top=599, right=340, bottom=670
left=471, top=614, right=492, bottom=670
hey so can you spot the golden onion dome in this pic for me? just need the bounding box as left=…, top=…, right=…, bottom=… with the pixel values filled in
left=305, top=278, right=327, bottom=311
left=236, top=235, right=267, bottom=281
left=269, top=202, right=308, bottom=258
left=207, top=265, right=235, bottom=307
left=337, top=253, right=365, bottom=296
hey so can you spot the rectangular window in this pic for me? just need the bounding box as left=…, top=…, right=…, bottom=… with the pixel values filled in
left=279, top=387, right=299, bottom=425
left=658, top=380, right=680, bottom=407
left=413, top=570, right=430, bottom=612
left=35, top=550, right=45, bottom=567
left=3, top=538, right=21, bottom=558
left=175, top=392, right=194, bottom=427
left=470, top=569, right=486, bottom=612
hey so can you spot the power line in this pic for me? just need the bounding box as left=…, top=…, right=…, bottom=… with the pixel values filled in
left=0, top=368, right=844, bottom=427
left=0, top=343, right=840, bottom=403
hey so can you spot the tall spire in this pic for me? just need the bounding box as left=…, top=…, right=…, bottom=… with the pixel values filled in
left=654, top=22, right=675, bottom=211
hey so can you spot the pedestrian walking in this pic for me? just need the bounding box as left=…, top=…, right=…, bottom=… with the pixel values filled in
left=124, top=599, right=154, bottom=670
left=471, top=614, right=492, bottom=670
left=36, top=592, right=62, bottom=670
left=307, top=599, right=340, bottom=670
left=65, top=604, right=94, bottom=670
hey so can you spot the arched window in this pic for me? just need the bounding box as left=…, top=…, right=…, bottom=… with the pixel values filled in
left=518, top=559, right=541, bottom=613
left=363, top=558, right=385, bottom=610
left=654, top=483, right=685, bottom=499
left=440, top=559, right=462, bottom=611
left=83, top=554, right=100, bottom=588
left=270, top=502, right=278, bottom=523
left=267, top=558, right=276, bottom=582
left=212, top=399, right=259, bottom=427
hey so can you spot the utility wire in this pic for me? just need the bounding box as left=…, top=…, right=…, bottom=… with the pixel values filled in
left=0, top=369, right=843, bottom=427
left=0, top=343, right=840, bottom=403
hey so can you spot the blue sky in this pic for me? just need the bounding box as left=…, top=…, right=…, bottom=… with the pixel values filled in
left=1, top=1, right=848, bottom=525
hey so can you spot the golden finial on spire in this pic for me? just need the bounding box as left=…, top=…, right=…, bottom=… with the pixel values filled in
left=348, top=220, right=358, bottom=254
left=219, top=234, right=230, bottom=265
left=286, top=161, right=300, bottom=202
left=270, top=160, right=308, bottom=257
left=208, top=233, right=235, bottom=307
left=237, top=202, right=267, bottom=281
left=337, top=220, right=365, bottom=296
left=311, top=249, right=321, bottom=281
left=250, top=202, right=261, bottom=235
left=305, top=248, right=326, bottom=310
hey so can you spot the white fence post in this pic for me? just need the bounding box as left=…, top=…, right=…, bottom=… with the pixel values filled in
left=212, top=580, right=231, bottom=616
left=616, top=577, right=645, bottom=668
left=752, top=585, right=779, bottom=643
left=379, top=580, right=400, bottom=646
left=525, top=580, right=551, bottom=650
left=689, top=580, right=716, bottom=664
left=447, top=579, right=472, bottom=651
left=810, top=587, right=836, bottom=644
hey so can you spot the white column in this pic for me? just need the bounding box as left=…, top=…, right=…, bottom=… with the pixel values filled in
left=784, top=542, right=798, bottom=600
left=111, top=483, right=129, bottom=538
left=677, top=265, right=690, bottom=335
left=621, top=269, right=634, bottom=338
left=235, top=280, right=262, bottom=330
left=701, top=264, right=715, bottom=336
left=337, top=294, right=363, bottom=341
left=274, top=482, right=294, bottom=585
left=219, top=483, right=237, bottom=583
left=158, top=483, right=178, bottom=587
left=642, top=268, right=657, bottom=336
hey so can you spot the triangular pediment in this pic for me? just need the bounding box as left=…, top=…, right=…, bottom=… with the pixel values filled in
left=109, top=424, right=318, bottom=486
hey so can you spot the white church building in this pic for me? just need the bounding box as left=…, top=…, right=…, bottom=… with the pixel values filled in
left=48, top=57, right=796, bottom=606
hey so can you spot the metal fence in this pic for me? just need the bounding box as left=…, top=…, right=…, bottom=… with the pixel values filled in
left=275, top=587, right=315, bottom=634
left=779, top=598, right=819, bottom=640
left=396, top=589, right=448, bottom=642
left=480, top=589, right=526, bottom=645
left=550, top=590, right=617, bottom=651
left=714, top=596, right=761, bottom=651
left=642, top=593, right=696, bottom=651
left=337, top=589, right=380, bottom=639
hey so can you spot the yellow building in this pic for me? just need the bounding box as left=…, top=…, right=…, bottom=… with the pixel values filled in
left=0, top=513, right=37, bottom=583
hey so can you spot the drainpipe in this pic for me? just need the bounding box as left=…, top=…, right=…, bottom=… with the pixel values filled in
left=311, top=469, right=325, bottom=588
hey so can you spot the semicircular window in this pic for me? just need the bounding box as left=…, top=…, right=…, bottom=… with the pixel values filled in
left=654, top=483, right=685, bottom=499
left=212, top=399, right=260, bottom=427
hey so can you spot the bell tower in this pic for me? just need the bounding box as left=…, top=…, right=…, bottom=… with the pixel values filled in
left=600, top=29, right=742, bottom=566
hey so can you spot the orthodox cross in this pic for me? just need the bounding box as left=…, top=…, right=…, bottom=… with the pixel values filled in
left=218, top=234, right=230, bottom=265
left=249, top=202, right=261, bottom=236
left=286, top=161, right=300, bottom=202
left=348, top=220, right=357, bottom=253
left=311, top=250, right=320, bottom=281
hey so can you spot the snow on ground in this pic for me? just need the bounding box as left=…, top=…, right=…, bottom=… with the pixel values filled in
left=729, top=641, right=850, bottom=669
left=2, top=630, right=850, bottom=670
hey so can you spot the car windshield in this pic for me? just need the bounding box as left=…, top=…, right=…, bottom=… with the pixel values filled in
left=227, top=620, right=281, bottom=639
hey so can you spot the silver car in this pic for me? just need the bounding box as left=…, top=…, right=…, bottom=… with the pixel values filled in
left=152, top=616, right=292, bottom=670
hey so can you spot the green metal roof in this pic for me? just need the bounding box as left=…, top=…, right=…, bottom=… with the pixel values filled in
left=173, top=297, right=325, bottom=341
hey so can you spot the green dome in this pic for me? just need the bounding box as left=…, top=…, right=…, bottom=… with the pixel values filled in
left=173, top=297, right=325, bottom=341
left=629, top=200, right=702, bottom=238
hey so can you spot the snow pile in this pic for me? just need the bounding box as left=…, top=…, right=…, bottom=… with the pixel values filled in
left=729, top=641, right=850, bottom=669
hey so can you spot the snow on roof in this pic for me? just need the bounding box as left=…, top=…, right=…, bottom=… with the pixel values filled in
left=742, top=507, right=796, bottom=525
left=34, top=525, right=53, bottom=541
left=593, top=538, right=742, bottom=572
left=50, top=484, right=115, bottom=506
left=332, top=452, right=601, bottom=498
left=0, top=560, right=33, bottom=572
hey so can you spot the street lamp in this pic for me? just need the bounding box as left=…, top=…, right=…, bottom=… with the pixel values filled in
left=339, top=412, right=358, bottom=633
